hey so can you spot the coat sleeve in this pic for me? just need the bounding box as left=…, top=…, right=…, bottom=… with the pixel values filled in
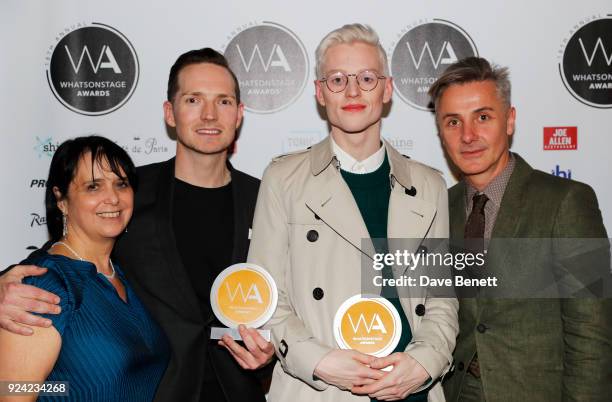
left=247, top=163, right=331, bottom=391
left=553, top=182, right=612, bottom=402
left=405, top=172, right=459, bottom=388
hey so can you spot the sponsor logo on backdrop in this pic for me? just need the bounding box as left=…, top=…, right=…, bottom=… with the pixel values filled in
left=30, top=179, right=48, bottom=188
left=45, top=22, right=139, bottom=115
left=559, top=15, right=612, bottom=108
left=33, top=135, right=169, bottom=160
left=385, top=137, right=414, bottom=154
left=30, top=213, right=47, bottom=227
left=551, top=165, right=572, bottom=179
left=543, top=127, right=578, bottom=150
left=281, top=130, right=323, bottom=153
left=223, top=21, right=309, bottom=113
left=390, top=19, right=478, bottom=110
left=33, top=136, right=61, bottom=158
left=118, top=136, right=170, bottom=157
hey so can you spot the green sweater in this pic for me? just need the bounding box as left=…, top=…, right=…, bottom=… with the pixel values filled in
left=341, top=154, right=428, bottom=402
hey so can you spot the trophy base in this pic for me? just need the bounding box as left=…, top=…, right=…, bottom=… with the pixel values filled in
left=210, top=327, right=271, bottom=342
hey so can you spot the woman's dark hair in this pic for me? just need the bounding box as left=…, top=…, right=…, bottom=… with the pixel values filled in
left=45, top=136, right=138, bottom=240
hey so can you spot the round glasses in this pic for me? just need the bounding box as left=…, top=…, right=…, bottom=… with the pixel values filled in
left=319, top=70, right=386, bottom=93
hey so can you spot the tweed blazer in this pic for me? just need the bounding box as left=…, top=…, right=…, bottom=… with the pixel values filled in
left=443, top=154, right=612, bottom=402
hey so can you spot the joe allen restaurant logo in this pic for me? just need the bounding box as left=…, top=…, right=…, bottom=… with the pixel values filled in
left=559, top=15, right=612, bottom=108
left=223, top=21, right=309, bottom=114
left=390, top=19, right=478, bottom=111
left=45, top=22, right=139, bottom=116
left=543, top=127, right=577, bottom=150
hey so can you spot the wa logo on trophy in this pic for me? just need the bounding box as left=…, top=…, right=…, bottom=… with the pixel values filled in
left=223, top=22, right=309, bottom=113
left=390, top=19, right=478, bottom=110
left=46, top=23, right=139, bottom=116
left=210, top=263, right=278, bottom=341
left=334, top=295, right=401, bottom=358
left=559, top=16, right=612, bottom=108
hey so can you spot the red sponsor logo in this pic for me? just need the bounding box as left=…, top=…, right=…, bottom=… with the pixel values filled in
left=543, top=127, right=577, bottom=150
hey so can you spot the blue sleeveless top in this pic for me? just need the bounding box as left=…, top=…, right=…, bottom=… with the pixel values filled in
left=23, top=252, right=169, bottom=402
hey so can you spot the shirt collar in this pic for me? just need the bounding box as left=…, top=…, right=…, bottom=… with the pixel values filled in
left=331, top=136, right=386, bottom=174
left=465, top=152, right=516, bottom=209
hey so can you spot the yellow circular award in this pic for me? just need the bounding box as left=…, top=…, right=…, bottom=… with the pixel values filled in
left=333, top=294, right=402, bottom=357
left=210, top=263, right=277, bottom=340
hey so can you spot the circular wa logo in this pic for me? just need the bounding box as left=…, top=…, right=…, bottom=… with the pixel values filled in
left=390, top=19, right=478, bottom=110
left=46, top=23, right=139, bottom=116
left=223, top=22, right=309, bottom=113
left=560, top=17, right=612, bottom=108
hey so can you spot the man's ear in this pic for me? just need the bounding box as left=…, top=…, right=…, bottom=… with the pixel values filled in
left=383, top=76, right=393, bottom=104
left=163, top=100, right=176, bottom=127
left=236, top=102, right=245, bottom=129
left=506, top=106, right=516, bottom=137
left=315, top=80, right=326, bottom=107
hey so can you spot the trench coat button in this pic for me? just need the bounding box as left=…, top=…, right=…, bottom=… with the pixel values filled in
left=314, top=213, right=321, bottom=220
left=457, top=362, right=465, bottom=371
left=415, top=304, right=426, bottom=316
left=307, top=230, right=319, bottom=242
left=476, top=323, right=487, bottom=333
left=405, top=186, right=417, bottom=196
left=313, top=287, right=324, bottom=300
left=279, top=339, right=288, bottom=357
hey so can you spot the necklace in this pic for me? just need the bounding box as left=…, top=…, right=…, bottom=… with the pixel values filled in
left=52, top=241, right=116, bottom=279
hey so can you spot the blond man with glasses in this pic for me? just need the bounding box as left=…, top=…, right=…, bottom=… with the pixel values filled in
left=248, top=24, right=458, bottom=402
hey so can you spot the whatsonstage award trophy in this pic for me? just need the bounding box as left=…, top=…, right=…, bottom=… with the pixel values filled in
left=209, top=263, right=278, bottom=341
left=334, top=294, right=402, bottom=364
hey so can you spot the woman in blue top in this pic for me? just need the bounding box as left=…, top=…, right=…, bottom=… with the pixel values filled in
left=0, top=136, right=169, bottom=401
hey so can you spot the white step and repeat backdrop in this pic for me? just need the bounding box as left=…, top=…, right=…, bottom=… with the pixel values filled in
left=1, top=0, right=611, bottom=268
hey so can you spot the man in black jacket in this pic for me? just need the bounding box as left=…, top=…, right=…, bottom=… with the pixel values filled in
left=0, top=48, right=274, bottom=402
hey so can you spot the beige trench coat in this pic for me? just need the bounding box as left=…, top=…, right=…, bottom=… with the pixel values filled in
left=248, top=137, right=458, bottom=402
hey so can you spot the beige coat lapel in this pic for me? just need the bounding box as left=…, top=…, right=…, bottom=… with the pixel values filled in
left=386, top=141, right=437, bottom=256
left=386, top=141, right=437, bottom=241
left=305, top=138, right=439, bottom=306
left=385, top=143, right=438, bottom=307
left=304, top=137, right=374, bottom=260
left=304, top=138, right=438, bottom=258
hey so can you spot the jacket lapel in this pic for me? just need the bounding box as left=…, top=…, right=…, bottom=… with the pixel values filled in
left=448, top=181, right=481, bottom=324
left=154, top=158, right=204, bottom=323
left=305, top=138, right=439, bottom=308
left=480, top=155, right=533, bottom=299
left=490, top=155, right=532, bottom=239
left=305, top=138, right=439, bottom=258
left=448, top=182, right=467, bottom=241
left=229, top=163, right=250, bottom=264
left=304, top=169, right=373, bottom=259
left=305, top=137, right=374, bottom=259
left=386, top=142, right=437, bottom=242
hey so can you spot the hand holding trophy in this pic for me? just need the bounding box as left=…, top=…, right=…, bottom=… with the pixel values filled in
left=210, top=263, right=278, bottom=341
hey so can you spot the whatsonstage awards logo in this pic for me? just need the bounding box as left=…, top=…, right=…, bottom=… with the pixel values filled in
left=390, top=19, right=478, bottom=111
left=222, top=21, right=309, bottom=114
left=45, top=22, right=140, bottom=116
left=559, top=15, right=612, bottom=108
